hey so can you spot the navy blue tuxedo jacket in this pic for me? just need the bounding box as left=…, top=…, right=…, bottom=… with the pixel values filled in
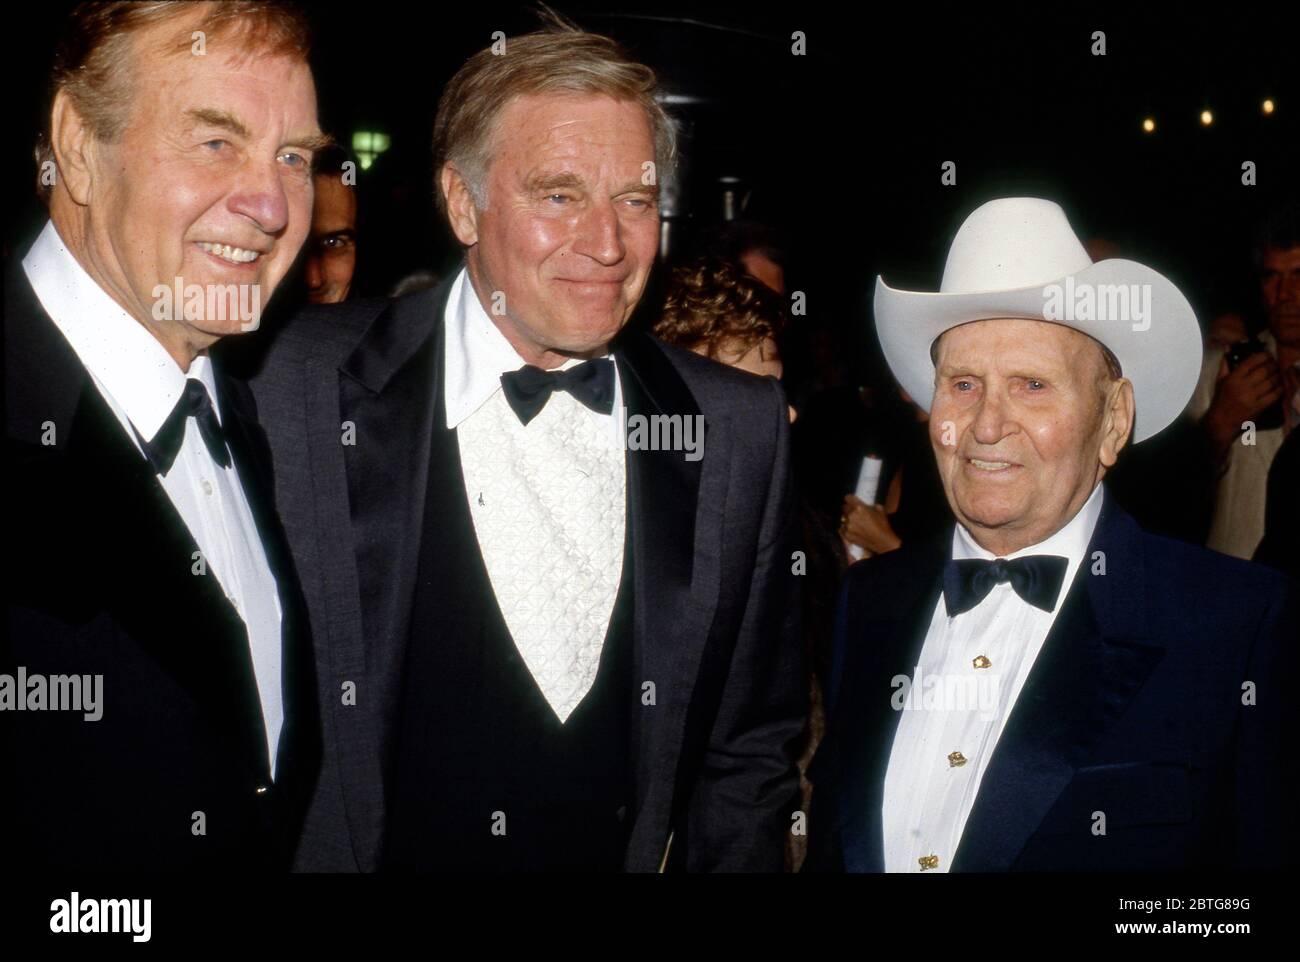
left=805, top=485, right=1297, bottom=872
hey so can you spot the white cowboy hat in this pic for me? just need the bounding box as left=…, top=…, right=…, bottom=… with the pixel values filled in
left=874, top=197, right=1201, bottom=442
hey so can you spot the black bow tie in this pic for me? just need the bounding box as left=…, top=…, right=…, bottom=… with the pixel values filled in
left=942, top=555, right=1069, bottom=616
left=139, top=378, right=231, bottom=476
left=500, top=357, right=615, bottom=426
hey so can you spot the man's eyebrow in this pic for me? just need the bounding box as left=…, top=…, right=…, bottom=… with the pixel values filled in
left=937, top=365, right=1059, bottom=380
left=185, top=108, right=331, bottom=154
left=614, top=180, right=660, bottom=198
left=185, top=108, right=251, bottom=140
left=522, top=171, right=660, bottom=199
left=288, top=130, right=334, bottom=154
left=524, top=171, right=585, bottom=193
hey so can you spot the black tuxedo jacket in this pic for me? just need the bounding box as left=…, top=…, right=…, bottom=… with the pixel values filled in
left=805, top=485, right=1298, bottom=872
left=2, top=265, right=320, bottom=871
left=247, top=270, right=806, bottom=872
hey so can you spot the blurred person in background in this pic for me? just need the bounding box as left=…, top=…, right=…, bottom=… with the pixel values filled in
left=653, top=254, right=792, bottom=416
left=838, top=385, right=950, bottom=563
left=700, top=219, right=787, bottom=295
left=304, top=143, right=358, bottom=304
left=1188, top=202, right=1300, bottom=560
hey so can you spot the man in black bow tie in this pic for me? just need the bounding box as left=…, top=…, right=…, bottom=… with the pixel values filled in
left=4, top=1, right=325, bottom=870
left=248, top=16, right=804, bottom=873
left=806, top=198, right=1298, bottom=872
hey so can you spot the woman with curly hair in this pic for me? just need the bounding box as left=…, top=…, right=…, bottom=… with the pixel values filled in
left=653, top=255, right=796, bottom=421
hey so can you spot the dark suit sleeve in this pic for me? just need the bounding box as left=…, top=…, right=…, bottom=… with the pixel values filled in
left=801, top=569, right=861, bottom=872
left=685, top=377, right=807, bottom=871
left=1233, top=575, right=1300, bottom=869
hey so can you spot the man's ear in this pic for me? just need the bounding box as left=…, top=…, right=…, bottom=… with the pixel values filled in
left=441, top=163, right=480, bottom=247
left=49, top=89, right=97, bottom=206
left=1098, top=377, right=1135, bottom=468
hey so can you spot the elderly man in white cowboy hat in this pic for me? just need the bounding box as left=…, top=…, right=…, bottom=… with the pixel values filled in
left=805, top=197, right=1298, bottom=873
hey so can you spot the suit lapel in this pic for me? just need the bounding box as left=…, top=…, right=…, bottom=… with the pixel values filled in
left=6, top=269, right=271, bottom=777
left=326, top=279, right=449, bottom=868
left=337, top=280, right=447, bottom=677
left=330, top=289, right=719, bottom=868
left=951, top=488, right=1164, bottom=871
left=610, top=330, right=720, bottom=868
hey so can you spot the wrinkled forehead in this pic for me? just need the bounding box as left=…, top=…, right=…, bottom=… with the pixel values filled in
left=127, top=8, right=251, bottom=70
left=491, top=92, right=655, bottom=163
left=311, top=175, right=357, bottom=224
left=1261, top=245, right=1300, bottom=271
left=931, top=317, right=1094, bottom=371
left=126, top=11, right=313, bottom=104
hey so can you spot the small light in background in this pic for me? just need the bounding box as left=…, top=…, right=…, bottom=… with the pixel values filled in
left=351, top=130, right=391, bottom=171
left=1200, top=109, right=1214, bottom=126
left=1262, top=98, right=1276, bottom=115
left=1142, top=117, right=1156, bottom=133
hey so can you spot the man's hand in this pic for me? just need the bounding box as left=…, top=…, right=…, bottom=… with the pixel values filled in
left=1204, top=353, right=1283, bottom=458
left=840, top=494, right=902, bottom=559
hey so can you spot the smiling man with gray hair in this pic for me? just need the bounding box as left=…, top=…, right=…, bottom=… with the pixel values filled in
left=249, top=15, right=804, bottom=872
left=4, top=0, right=324, bottom=871
left=806, top=197, right=1298, bottom=873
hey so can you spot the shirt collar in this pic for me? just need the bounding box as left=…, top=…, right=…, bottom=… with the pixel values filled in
left=442, top=264, right=611, bottom=430
left=952, top=480, right=1105, bottom=568
left=21, top=219, right=221, bottom=441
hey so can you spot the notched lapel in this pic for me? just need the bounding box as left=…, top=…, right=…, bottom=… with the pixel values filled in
left=616, top=332, right=703, bottom=603
left=324, top=283, right=452, bottom=870
left=337, top=287, right=447, bottom=676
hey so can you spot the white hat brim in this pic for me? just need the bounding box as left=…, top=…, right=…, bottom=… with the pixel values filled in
left=873, top=258, right=1202, bottom=442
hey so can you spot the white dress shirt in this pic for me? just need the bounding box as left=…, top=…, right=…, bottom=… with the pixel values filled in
left=881, top=481, right=1105, bottom=872
left=444, top=265, right=627, bottom=723
left=22, top=220, right=285, bottom=776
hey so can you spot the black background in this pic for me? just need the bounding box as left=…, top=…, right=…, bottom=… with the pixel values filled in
left=6, top=1, right=1297, bottom=369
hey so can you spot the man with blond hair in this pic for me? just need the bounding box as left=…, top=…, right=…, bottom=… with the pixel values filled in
left=250, top=18, right=804, bottom=872
left=4, top=1, right=326, bottom=870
